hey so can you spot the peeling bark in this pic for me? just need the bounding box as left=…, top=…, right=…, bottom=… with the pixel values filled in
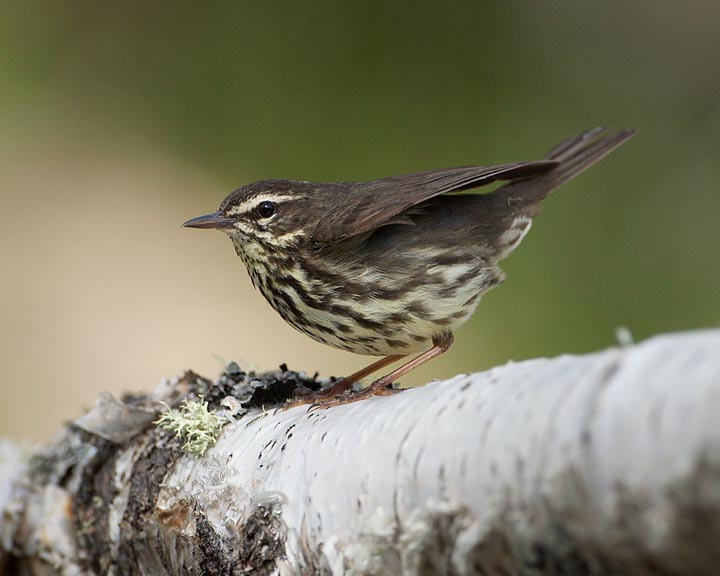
left=1, top=330, right=720, bottom=575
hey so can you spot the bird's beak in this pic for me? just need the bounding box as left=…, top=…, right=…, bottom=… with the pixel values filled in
left=182, top=212, right=235, bottom=230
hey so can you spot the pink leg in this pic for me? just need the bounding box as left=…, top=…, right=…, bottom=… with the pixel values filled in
left=279, top=354, right=405, bottom=411
left=310, top=332, right=454, bottom=409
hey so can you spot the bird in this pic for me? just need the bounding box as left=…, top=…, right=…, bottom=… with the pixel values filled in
left=183, top=127, right=635, bottom=408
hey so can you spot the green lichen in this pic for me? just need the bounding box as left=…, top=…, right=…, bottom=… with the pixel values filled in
left=155, top=396, right=226, bottom=455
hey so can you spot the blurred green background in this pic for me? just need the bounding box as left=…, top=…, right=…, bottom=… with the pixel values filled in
left=1, top=1, right=718, bottom=441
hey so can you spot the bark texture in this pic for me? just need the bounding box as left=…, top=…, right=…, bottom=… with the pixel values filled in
left=1, top=330, right=719, bottom=576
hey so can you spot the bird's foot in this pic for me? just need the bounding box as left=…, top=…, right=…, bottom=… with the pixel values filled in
left=306, top=378, right=404, bottom=411
left=275, top=377, right=356, bottom=412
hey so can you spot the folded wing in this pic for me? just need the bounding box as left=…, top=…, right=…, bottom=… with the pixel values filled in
left=311, top=160, right=558, bottom=244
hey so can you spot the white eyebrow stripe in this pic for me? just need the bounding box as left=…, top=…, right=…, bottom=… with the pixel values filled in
left=226, top=194, right=299, bottom=216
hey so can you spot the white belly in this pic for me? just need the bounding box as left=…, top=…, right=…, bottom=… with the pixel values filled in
left=255, top=260, right=502, bottom=356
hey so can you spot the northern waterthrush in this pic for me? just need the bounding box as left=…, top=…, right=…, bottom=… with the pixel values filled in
left=184, top=128, right=634, bottom=407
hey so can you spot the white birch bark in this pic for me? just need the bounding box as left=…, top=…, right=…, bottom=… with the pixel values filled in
left=2, top=329, right=720, bottom=575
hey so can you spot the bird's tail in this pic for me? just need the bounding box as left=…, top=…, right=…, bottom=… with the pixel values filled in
left=497, top=127, right=636, bottom=216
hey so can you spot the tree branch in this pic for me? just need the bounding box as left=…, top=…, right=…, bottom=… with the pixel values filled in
left=2, top=330, right=720, bottom=575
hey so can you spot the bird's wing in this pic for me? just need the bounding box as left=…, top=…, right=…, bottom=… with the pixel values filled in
left=310, top=160, right=557, bottom=244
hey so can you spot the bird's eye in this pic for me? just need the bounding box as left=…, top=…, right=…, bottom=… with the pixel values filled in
left=256, top=201, right=276, bottom=219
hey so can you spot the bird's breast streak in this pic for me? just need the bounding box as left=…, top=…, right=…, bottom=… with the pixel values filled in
left=249, top=257, right=497, bottom=356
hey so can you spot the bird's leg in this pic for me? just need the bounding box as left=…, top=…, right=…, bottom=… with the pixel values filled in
left=278, top=354, right=405, bottom=410
left=366, top=332, right=454, bottom=394
left=310, top=332, right=454, bottom=409
left=309, top=354, right=406, bottom=397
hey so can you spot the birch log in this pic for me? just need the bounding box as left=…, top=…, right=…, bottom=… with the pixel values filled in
left=1, top=329, right=720, bottom=576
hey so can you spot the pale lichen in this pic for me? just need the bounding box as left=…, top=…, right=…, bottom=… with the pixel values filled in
left=155, top=397, right=226, bottom=455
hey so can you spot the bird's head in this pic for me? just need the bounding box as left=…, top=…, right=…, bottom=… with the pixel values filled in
left=183, top=180, right=320, bottom=263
